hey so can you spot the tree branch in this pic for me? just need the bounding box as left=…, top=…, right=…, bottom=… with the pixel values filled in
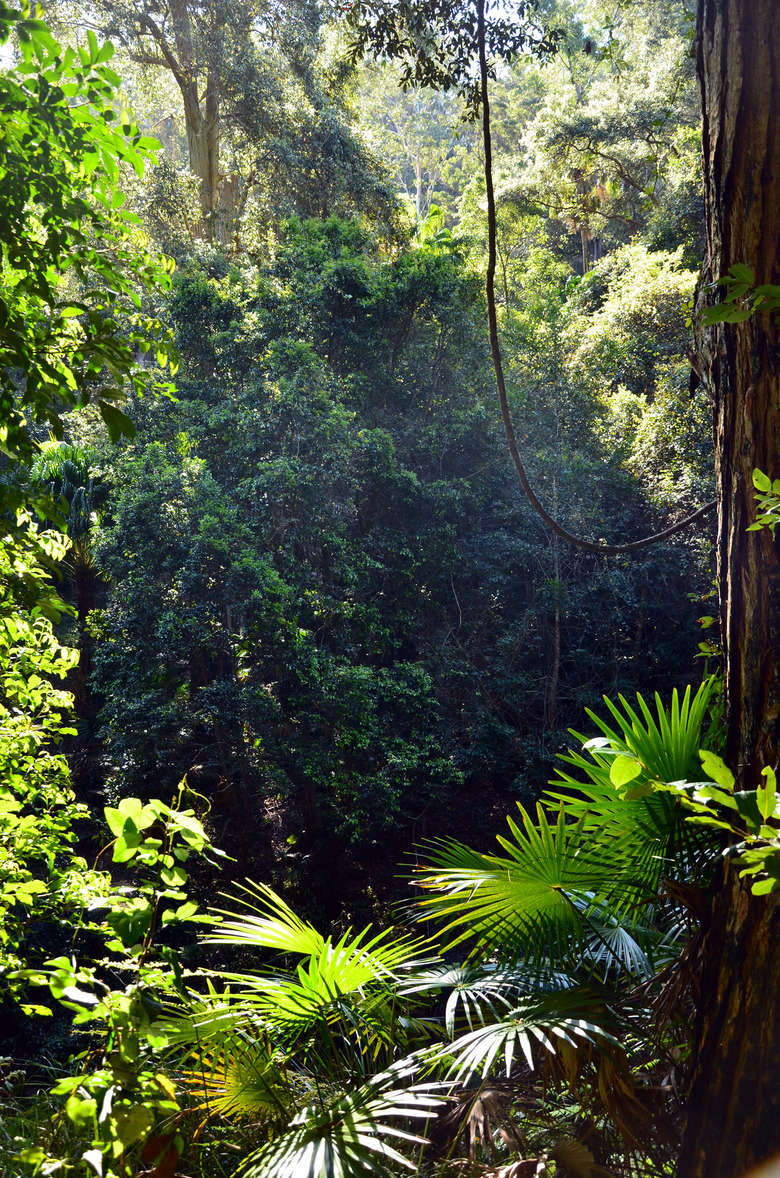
left=138, top=12, right=188, bottom=97
left=126, top=48, right=169, bottom=69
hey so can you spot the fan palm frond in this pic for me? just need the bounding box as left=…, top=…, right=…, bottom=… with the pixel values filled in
left=160, top=992, right=261, bottom=1049
left=207, top=881, right=425, bottom=983
left=586, top=681, right=715, bottom=784
left=415, top=806, right=634, bottom=963
left=547, top=682, right=718, bottom=890
left=170, top=981, right=403, bottom=1075
left=546, top=772, right=688, bottom=886
left=183, top=1038, right=293, bottom=1121
left=210, top=954, right=418, bottom=1057
left=185, top=883, right=431, bottom=1070
left=571, top=895, right=672, bottom=982
left=400, top=963, right=576, bottom=1039
left=204, top=881, right=327, bottom=957
left=239, top=1059, right=445, bottom=1178
left=433, top=990, right=618, bottom=1083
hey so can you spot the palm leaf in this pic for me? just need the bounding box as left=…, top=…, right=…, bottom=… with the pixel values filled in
left=586, top=680, right=716, bottom=783
left=432, top=990, right=618, bottom=1082
left=240, top=1059, right=445, bottom=1178
left=547, top=683, right=717, bottom=891
left=574, top=896, right=662, bottom=981
left=400, top=963, right=575, bottom=1038
left=213, top=941, right=417, bottom=1038
left=184, top=885, right=430, bottom=1069
left=204, top=881, right=326, bottom=957
left=415, top=805, right=633, bottom=963
left=184, top=1039, right=293, bottom=1121
left=161, top=998, right=259, bottom=1047
left=206, top=881, right=425, bottom=983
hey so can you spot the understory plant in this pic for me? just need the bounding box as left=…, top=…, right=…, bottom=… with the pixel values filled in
left=15, top=675, right=777, bottom=1178
left=0, top=523, right=109, bottom=1014
left=15, top=792, right=223, bottom=1178
left=124, top=679, right=733, bottom=1177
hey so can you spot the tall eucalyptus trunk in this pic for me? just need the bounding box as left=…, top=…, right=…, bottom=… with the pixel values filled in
left=183, top=77, right=220, bottom=230
left=677, top=2, right=780, bottom=1174
left=165, top=0, right=242, bottom=243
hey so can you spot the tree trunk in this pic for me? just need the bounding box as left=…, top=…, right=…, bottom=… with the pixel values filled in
left=167, top=0, right=222, bottom=239
left=72, top=558, right=98, bottom=721
left=415, top=151, right=422, bottom=222
left=580, top=226, right=588, bottom=275
left=678, top=2, right=780, bottom=1174
left=679, top=865, right=780, bottom=1177
left=185, top=110, right=219, bottom=229
left=547, top=479, right=561, bottom=730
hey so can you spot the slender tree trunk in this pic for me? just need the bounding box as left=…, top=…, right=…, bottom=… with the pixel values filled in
left=129, top=0, right=248, bottom=246
left=678, top=3, right=780, bottom=1174
left=580, top=227, right=588, bottom=275
left=72, top=559, right=97, bottom=721
left=415, top=150, right=422, bottom=222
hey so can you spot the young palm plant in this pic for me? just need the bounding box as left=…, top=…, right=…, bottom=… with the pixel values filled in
left=412, top=680, right=721, bottom=1175
left=173, top=881, right=621, bottom=1176
left=174, top=682, right=720, bottom=1177
left=167, top=882, right=445, bottom=1177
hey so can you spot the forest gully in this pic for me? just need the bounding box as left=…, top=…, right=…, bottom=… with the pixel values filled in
left=0, top=1, right=778, bottom=1176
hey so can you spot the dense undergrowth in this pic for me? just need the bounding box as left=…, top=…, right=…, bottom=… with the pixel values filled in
left=2, top=0, right=760, bottom=1174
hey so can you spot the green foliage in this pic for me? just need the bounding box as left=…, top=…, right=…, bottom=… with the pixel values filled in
left=97, top=675, right=720, bottom=1175
left=194, top=880, right=426, bottom=1053
left=0, top=11, right=212, bottom=1174
left=516, top=0, right=701, bottom=263
left=357, top=67, right=466, bottom=225
left=409, top=681, right=726, bottom=1171
left=157, top=871, right=621, bottom=1175
left=239, top=1065, right=442, bottom=1178
left=150, top=882, right=443, bottom=1176
left=0, top=4, right=176, bottom=480
left=90, top=411, right=459, bottom=839
left=418, top=806, right=628, bottom=962
left=749, top=468, right=780, bottom=535
left=0, top=523, right=108, bottom=1012
left=140, top=683, right=726, bottom=1176
left=702, top=263, right=780, bottom=326
left=429, top=990, right=614, bottom=1082
left=16, top=793, right=219, bottom=1178
left=654, top=753, right=780, bottom=896
left=0, top=7, right=726, bottom=1171
left=547, top=681, right=719, bottom=900
left=345, top=0, right=563, bottom=113
left=86, top=215, right=710, bottom=846
left=28, top=441, right=102, bottom=543
left=54, top=0, right=402, bottom=253
left=556, top=680, right=717, bottom=796
left=555, top=244, right=711, bottom=518
left=567, top=245, right=696, bottom=398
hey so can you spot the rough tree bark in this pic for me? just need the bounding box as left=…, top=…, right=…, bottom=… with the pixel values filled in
left=677, top=2, right=780, bottom=1175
